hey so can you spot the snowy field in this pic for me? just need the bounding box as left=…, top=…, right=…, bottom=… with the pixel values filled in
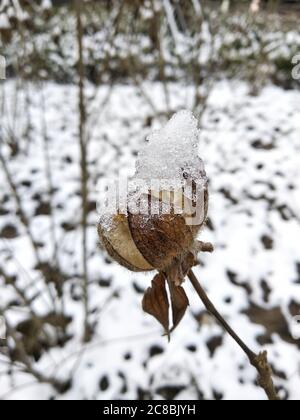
left=0, top=79, right=300, bottom=400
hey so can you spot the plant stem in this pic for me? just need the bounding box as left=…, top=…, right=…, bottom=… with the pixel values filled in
left=75, top=0, right=90, bottom=342
left=188, top=269, right=280, bottom=401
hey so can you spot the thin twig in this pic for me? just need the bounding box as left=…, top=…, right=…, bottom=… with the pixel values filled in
left=40, top=84, right=65, bottom=316
left=0, top=148, right=57, bottom=309
left=75, top=0, right=90, bottom=343
left=188, top=269, right=280, bottom=401
left=40, top=84, right=59, bottom=269
left=1, top=315, right=67, bottom=394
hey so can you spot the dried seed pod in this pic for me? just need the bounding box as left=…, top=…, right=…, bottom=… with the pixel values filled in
left=98, top=186, right=208, bottom=274
left=128, top=202, right=194, bottom=271
left=97, top=110, right=212, bottom=334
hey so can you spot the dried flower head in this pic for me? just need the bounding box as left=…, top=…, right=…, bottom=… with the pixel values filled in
left=98, top=111, right=212, bottom=336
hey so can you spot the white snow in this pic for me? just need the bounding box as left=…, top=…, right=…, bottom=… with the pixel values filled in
left=136, top=110, right=206, bottom=185
left=0, top=79, right=300, bottom=400
left=41, top=0, right=52, bottom=10
left=0, top=13, right=10, bottom=29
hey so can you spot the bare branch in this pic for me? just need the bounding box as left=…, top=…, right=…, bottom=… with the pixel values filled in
left=188, top=269, right=280, bottom=401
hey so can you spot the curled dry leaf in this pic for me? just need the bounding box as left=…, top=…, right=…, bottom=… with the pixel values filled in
left=142, top=271, right=190, bottom=337
left=167, top=278, right=189, bottom=333
left=142, top=273, right=170, bottom=338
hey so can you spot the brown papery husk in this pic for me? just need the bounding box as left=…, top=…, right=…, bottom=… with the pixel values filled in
left=98, top=217, right=154, bottom=272
left=128, top=209, right=194, bottom=271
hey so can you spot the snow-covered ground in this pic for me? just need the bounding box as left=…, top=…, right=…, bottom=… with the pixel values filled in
left=0, top=79, right=300, bottom=400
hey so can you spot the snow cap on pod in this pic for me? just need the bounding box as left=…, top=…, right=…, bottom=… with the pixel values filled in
left=98, top=110, right=209, bottom=274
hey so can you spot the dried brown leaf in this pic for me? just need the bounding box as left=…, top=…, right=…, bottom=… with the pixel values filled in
left=168, top=280, right=189, bottom=332
left=142, top=273, right=170, bottom=337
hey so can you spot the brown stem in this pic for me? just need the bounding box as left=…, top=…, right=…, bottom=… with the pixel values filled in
left=0, top=149, right=57, bottom=309
left=188, top=269, right=280, bottom=401
left=75, top=0, right=90, bottom=343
